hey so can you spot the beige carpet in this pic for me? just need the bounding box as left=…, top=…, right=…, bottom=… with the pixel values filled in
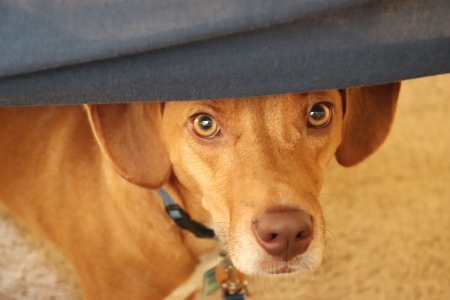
left=1, top=74, right=449, bottom=300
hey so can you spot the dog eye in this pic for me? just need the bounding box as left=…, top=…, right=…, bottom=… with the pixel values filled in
left=308, top=103, right=332, bottom=128
left=192, top=114, right=220, bottom=138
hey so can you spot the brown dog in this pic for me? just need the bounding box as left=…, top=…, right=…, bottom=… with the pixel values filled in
left=0, top=83, right=399, bottom=299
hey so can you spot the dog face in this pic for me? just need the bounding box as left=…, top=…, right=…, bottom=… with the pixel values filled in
left=161, top=92, right=343, bottom=274
left=86, top=83, right=400, bottom=276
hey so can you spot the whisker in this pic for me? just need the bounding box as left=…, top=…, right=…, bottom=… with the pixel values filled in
left=326, top=228, right=339, bottom=256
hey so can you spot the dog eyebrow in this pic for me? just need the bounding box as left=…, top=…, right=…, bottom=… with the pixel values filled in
left=195, top=100, right=225, bottom=113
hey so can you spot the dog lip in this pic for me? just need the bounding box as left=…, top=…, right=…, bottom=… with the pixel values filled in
left=265, top=265, right=298, bottom=275
left=256, top=254, right=309, bottom=275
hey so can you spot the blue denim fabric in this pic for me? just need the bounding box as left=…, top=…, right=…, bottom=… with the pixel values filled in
left=0, top=0, right=449, bottom=106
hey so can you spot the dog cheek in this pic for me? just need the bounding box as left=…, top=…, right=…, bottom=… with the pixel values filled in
left=225, top=212, right=263, bottom=274
left=228, top=235, right=264, bottom=274
left=201, top=193, right=231, bottom=232
left=168, top=144, right=210, bottom=192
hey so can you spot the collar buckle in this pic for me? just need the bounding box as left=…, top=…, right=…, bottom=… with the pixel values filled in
left=160, top=188, right=215, bottom=239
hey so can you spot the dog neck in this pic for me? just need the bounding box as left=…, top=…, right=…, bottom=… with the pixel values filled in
left=163, top=173, right=218, bottom=257
left=164, top=174, right=208, bottom=223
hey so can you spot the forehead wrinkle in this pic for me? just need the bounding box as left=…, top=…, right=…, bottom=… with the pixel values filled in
left=257, top=95, right=312, bottom=176
left=238, top=97, right=287, bottom=167
left=266, top=94, right=305, bottom=141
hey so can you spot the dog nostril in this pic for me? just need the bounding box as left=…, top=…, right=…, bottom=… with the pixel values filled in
left=296, top=230, right=311, bottom=239
left=269, top=233, right=278, bottom=241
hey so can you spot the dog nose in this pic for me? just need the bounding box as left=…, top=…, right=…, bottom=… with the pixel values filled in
left=253, top=209, right=313, bottom=261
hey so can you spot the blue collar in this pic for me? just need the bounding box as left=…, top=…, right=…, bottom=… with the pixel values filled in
left=159, top=188, right=215, bottom=239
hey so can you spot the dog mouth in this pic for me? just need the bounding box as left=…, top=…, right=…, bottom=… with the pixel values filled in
left=253, top=261, right=300, bottom=275
left=222, top=240, right=320, bottom=277
left=266, top=265, right=300, bottom=275
left=253, top=252, right=318, bottom=275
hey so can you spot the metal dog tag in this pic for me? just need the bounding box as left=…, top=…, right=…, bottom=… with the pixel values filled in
left=203, top=266, right=222, bottom=296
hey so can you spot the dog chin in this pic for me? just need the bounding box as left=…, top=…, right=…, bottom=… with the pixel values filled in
left=257, top=266, right=309, bottom=277
left=229, top=245, right=323, bottom=277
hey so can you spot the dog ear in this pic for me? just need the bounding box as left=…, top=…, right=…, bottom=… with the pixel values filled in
left=336, top=83, right=401, bottom=167
left=85, top=103, right=171, bottom=188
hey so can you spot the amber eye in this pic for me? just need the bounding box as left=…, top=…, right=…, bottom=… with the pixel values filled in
left=308, top=103, right=332, bottom=128
left=193, top=114, right=219, bottom=138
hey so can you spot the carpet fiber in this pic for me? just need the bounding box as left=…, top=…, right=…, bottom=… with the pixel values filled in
left=1, top=74, right=449, bottom=299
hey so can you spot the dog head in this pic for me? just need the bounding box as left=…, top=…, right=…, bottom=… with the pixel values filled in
left=86, top=83, right=400, bottom=275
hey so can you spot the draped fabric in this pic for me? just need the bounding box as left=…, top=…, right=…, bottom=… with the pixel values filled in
left=1, top=0, right=449, bottom=106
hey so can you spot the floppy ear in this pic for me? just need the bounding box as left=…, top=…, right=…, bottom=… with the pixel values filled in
left=85, top=102, right=171, bottom=188
left=336, top=83, right=401, bottom=167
